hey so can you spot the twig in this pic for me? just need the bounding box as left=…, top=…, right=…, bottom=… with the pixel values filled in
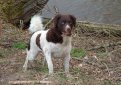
left=103, top=62, right=110, bottom=77
left=19, top=20, right=24, bottom=30
left=8, top=80, right=52, bottom=85
left=53, top=5, right=59, bottom=14
left=88, top=41, right=121, bottom=51
left=72, top=57, right=82, bottom=61
left=44, top=18, right=53, bottom=28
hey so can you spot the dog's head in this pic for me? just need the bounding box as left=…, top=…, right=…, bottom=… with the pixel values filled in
left=53, top=14, right=76, bottom=36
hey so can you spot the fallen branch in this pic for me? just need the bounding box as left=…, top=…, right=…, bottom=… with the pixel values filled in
left=88, top=41, right=121, bottom=51
left=76, top=21, right=121, bottom=37
left=44, top=18, right=53, bottom=28
left=8, top=80, right=52, bottom=85
left=103, top=62, right=111, bottom=77
left=72, top=57, right=82, bottom=61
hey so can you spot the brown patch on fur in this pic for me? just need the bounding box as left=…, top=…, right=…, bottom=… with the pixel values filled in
left=28, top=33, right=34, bottom=51
left=28, top=41, right=30, bottom=50
left=36, top=33, right=42, bottom=49
left=46, top=29, right=63, bottom=44
left=69, top=15, right=76, bottom=27
left=52, top=14, right=61, bottom=28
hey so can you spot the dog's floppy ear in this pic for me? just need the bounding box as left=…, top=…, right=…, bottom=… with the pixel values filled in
left=69, top=15, right=76, bottom=27
left=52, top=14, right=61, bottom=28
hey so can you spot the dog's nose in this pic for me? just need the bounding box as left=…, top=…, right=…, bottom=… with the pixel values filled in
left=65, top=25, right=71, bottom=32
left=67, top=28, right=71, bottom=33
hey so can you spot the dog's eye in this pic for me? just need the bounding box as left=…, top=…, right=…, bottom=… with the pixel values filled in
left=61, top=22, right=65, bottom=25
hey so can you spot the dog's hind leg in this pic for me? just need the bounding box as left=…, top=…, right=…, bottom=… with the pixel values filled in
left=23, top=49, right=39, bottom=71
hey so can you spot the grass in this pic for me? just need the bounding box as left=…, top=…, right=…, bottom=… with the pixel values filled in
left=102, top=80, right=113, bottom=85
left=71, top=48, right=86, bottom=58
left=0, top=48, right=14, bottom=58
left=0, top=52, right=4, bottom=58
left=12, top=42, right=26, bottom=50
left=34, top=65, right=48, bottom=73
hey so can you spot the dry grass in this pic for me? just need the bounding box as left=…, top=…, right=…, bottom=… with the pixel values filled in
left=0, top=21, right=121, bottom=85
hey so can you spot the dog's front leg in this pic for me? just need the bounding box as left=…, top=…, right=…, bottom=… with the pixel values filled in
left=44, top=52, right=53, bottom=74
left=64, top=54, right=71, bottom=74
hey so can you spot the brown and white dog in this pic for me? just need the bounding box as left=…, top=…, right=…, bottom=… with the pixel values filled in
left=23, top=14, right=76, bottom=74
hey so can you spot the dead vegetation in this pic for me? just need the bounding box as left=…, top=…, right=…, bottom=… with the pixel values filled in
left=0, top=21, right=121, bottom=85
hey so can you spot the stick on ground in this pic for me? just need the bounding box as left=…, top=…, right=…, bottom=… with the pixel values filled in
left=8, top=80, right=52, bottom=84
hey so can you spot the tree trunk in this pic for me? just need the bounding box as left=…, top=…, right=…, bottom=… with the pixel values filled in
left=0, top=0, right=48, bottom=28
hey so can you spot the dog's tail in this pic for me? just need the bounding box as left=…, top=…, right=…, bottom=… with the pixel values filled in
left=28, top=15, right=44, bottom=33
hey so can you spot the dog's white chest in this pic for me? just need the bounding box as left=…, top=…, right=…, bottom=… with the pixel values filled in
left=50, top=38, right=71, bottom=57
left=51, top=44, right=70, bottom=57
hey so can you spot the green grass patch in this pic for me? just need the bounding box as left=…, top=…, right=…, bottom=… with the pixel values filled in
left=34, top=66, right=48, bottom=73
left=102, top=80, right=113, bottom=85
left=71, top=48, right=86, bottom=58
left=70, top=67, right=81, bottom=73
left=12, top=42, right=26, bottom=50
left=0, top=52, right=4, bottom=58
left=0, top=49, right=11, bottom=58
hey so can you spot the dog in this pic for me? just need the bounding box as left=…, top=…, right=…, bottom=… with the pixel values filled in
left=23, top=14, right=76, bottom=74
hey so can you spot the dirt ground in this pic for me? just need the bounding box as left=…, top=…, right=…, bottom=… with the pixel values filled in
left=0, top=22, right=121, bottom=85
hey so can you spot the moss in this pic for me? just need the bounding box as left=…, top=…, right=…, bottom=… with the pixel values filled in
left=12, top=42, right=26, bottom=50
left=0, top=0, right=27, bottom=22
left=71, top=48, right=86, bottom=58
